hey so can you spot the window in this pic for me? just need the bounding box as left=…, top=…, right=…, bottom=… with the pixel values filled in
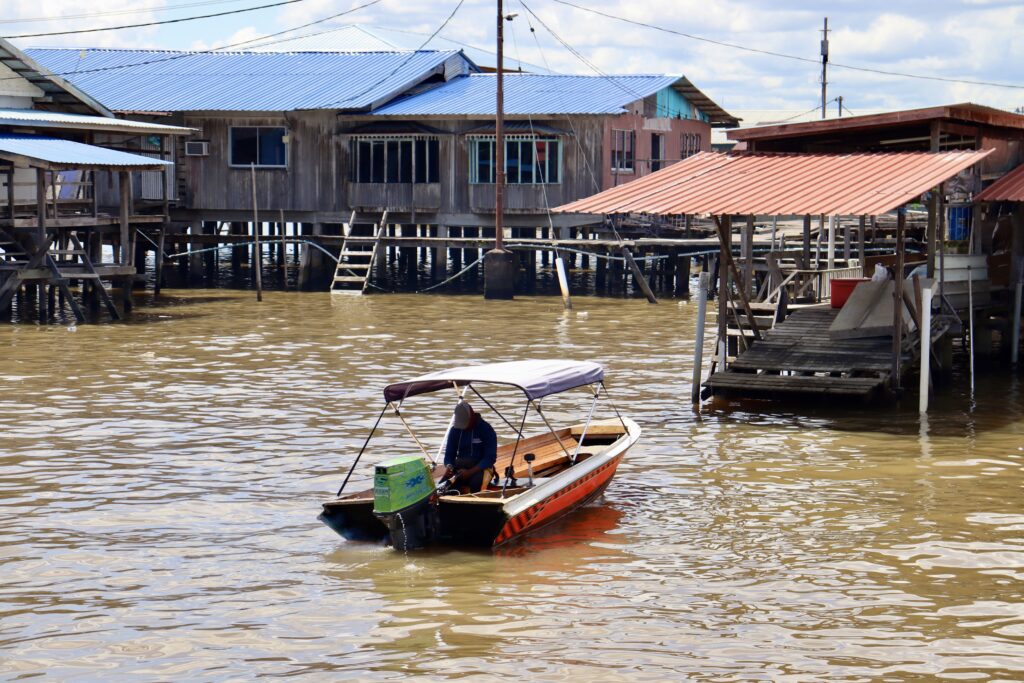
left=350, top=137, right=439, bottom=183
left=230, top=127, right=287, bottom=167
left=681, top=132, right=703, bottom=159
left=651, top=133, right=665, bottom=172
left=468, top=136, right=561, bottom=184
left=611, top=129, right=635, bottom=172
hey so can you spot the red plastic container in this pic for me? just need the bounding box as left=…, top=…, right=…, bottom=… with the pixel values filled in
left=830, top=278, right=869, bottom=309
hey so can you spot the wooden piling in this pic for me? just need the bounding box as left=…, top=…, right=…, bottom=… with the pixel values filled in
left=676, top=251, right=690, bottom=296
left=891, top=210, right=906, bottom=390
left=692, top=271, right=710, bottom=402
left=919, top=285, right=933, bottom=412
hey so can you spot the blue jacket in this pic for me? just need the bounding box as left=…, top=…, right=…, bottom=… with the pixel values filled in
left=444, top=418, right=497, bottom=470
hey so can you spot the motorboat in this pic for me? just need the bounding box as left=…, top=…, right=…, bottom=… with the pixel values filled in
left=319, top=360, right=641, bottom=550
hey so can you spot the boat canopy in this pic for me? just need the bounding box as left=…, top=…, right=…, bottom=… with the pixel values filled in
left=383, top=360, right=604, bottom=402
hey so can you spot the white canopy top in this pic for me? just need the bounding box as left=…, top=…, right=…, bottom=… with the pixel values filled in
left=383, top=360, right=604, bottom=402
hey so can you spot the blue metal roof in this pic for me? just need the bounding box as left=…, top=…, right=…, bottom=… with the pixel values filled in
left=374, top=73, right=681, bottom=116
left=0, top=135, right=172, bottom=168
left=26, top=48, right=468, bottom=112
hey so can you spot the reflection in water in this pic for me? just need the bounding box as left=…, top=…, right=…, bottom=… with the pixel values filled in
left=1, top=290, right=1023, bottom=680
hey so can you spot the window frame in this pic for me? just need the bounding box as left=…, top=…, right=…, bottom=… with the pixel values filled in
left=611, top=129, right=635, bottom=173
left=349, top=135, right=439, bottom=184
left=467, top=134, right=562, bottom=185
left=229, top=126, right=288, bottom=168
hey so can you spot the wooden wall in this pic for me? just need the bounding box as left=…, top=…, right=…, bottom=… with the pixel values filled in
left=174, top=111, right=610, bottom=219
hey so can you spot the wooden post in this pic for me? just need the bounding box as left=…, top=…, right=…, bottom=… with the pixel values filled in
left=118, top=171, right=131, bottom=265
left=858, top=215, right=867, bottom=274
left=713, top=215, right=762, bottom=340
left=250, top=163, right=262, bottom=302
left=742, top=216, right=754, bottom=296
left=842, top=218, right=851, bottom=261
left=35, top=168, right=47, bottom=248
left=717, top=215, right=729, bottom=357
left=891, top=209, right=906, bottom=390
left=919, top=285, right=933, bottom=412
left=1012, top=280, right=1022, bottom=366
left=691, top=271, right=710, bottom=402
left=802, top=214, right=811, bottom=267
left=927, top=122, right=940, bottom=278
left=155, top=226, right=165, bottom=295
left=675, top=251, right=690, bottom=296
left=968, top=265, right=975, bottom=392
left=6, top=168, right=14, bottom=219
left=159, top=135, right=169, bottom=220
left=432, top=225, right=447, bottom=282
left=622, top=248, right=657, bottom=304
left=279, top=210, right=289, bottom=287
left=555, top=253, right=572, bottom=310
left=827, top=215, right=837, bottom=270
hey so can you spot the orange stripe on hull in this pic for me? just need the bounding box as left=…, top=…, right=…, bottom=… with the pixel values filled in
left=494, top=455, right=622, bottom=546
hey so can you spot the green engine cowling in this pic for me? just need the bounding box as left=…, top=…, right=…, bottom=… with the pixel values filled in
left=372, top=455, right=438, bottom=549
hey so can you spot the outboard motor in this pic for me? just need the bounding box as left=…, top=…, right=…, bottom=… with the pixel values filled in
left=372, top=455, right=438, bottom=550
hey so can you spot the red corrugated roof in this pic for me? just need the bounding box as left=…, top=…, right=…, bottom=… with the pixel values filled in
left=976, top=164, right=1024, bottom=202
left=556, top=150, right=993, bottom=217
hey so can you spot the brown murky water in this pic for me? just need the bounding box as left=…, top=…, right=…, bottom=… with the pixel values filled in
left=1, top=291, right=1023, bottom=681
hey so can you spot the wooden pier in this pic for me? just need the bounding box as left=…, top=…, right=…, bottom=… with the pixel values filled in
left=706, top=305, right=908, bottom=399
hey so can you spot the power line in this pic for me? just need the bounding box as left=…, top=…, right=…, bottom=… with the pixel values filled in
left=324, top=0, right=467, bottom=107
left=2, top=0, right=309, bottom=40
left=518, top=0, right=682, bottom=121
left=369, top=24, right=554, bottom=74
left=0, top=0, right=385, bottom=83
left=0, top=0, right=255, bottom=26
left=546, top=0, right=1024, bottom=91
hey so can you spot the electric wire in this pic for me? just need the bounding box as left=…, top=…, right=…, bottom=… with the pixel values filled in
left=546, top=0, right=1024, bottom=90
left=518, top=0, right=690, bottom=123
left=0, top=0, right=254, bottom=25
left=323, top=0, right=467, bottom=107
left=0, top=0, right=385, bottom=83
left=2, top=0, right=309, bottom=40
left=519, top=6, right=601, bottom=194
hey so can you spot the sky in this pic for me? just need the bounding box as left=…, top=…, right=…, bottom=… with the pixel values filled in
left=4, top=0, right=1024, bottom=116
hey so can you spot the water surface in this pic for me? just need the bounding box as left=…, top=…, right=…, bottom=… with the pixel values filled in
left=1, top=291, right=1023, bottom=681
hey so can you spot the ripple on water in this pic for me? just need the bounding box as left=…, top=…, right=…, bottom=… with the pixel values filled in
left=1, top=290, right=1023, bottom=680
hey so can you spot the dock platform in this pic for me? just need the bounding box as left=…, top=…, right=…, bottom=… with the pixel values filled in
left=706, top=306, right=908, bottom=399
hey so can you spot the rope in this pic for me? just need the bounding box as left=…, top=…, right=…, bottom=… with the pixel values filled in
left=416, top=255, right=483, bottom=293
left=162, top=238, right=339, bottom=263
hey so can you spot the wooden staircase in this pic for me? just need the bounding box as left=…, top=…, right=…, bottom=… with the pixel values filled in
left=0, top=228, right=121, bottom=322
left=331, top=210, right=386, bottom=295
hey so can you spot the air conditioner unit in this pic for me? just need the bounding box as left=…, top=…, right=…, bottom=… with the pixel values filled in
left=185, top=141, right=209, bottom=157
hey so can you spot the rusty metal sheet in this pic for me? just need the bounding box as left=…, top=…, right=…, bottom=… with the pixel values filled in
left=976, top=164, right=1024, bottom=202
left=555, top=150, right=993, bottom=217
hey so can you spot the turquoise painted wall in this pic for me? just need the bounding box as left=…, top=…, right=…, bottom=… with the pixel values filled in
left=655, top=87, right=709, bottom=122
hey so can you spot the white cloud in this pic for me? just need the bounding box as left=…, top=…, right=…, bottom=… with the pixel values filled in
left=4, top=0, right=1023, bottom=113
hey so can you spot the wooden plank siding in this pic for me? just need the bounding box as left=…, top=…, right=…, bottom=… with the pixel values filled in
left=167, top=106, right=712, bottom=222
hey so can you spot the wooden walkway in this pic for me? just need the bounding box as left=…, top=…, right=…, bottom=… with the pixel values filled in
left=706, top=305, right=908, bottom=399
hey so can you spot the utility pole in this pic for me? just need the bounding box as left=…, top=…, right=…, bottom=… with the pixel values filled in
left=483, top=0, right=515, bottom=299
left=820, top=17, right=829, bottom=120
left=495, top=0, right=505, bottom=252
left=838, top=95, right=843, bottom=118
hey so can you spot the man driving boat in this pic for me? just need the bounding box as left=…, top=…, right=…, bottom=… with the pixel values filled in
left=444, top=402, right=497, bottom=493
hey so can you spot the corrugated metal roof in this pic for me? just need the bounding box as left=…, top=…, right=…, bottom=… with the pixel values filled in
left=0, top=134, right=172, bottom=169
left=556, top=150, right=993, bottom=217
left=25, top=48, right=467, bottom=112
left=374, top=73, right=680, bottom=116
left=729, top=103, right=1024, bottom=142
left=0, top=108, right=191, bottom=135
left=0, top=38, right=111, bottom=116
left=976, top=164, right=1024, bottom=202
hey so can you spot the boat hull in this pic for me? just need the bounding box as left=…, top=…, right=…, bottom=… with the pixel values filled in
left=320, top=417, right=640, bottom=549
